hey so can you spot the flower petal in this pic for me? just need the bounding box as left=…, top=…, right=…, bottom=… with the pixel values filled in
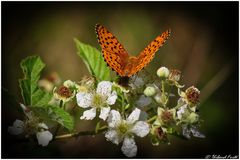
left=106, top=91, right=117, bottom=105
left=80, top=108, right=96, bottom=120
left=107, top=110, right=121, bottom=128
left=105, top=129, right=121, bottom=145
left=36, top=131, right=53, bottom=147
left=190, top=126, right=205, bottom=138
left=38, top=123, right=48, bottom=130
left=129, top=75, right=144, bottom=89
left=177, top=104, right=187, bottom=119
left=20, top=103, right=28, bottom=111
left=63, top=80, right=75, bottom=88
left=135, top=95, right=152, bottom=108
left=121, top=137, right=137, bottom=157
left=76, top=92, right=93, bottom=108
left=8, top=119, right=25, bottom=135
left=96, top=81, right=112, bottom=96
left=139, top=111, right=148, bottom=121
left=130, top=121, right=150, bottom=137
left=127, top=108, right=140, bottom=124
left=182, top=125, right=191, bottom=139
left=99, top=107, right=110, bottom=121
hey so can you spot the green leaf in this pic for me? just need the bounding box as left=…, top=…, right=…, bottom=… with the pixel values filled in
left=19, top=56, right=52, bottom=106
left=30, top=105, right=74, bottom=131
left=74, top=39, right=112, bottom=81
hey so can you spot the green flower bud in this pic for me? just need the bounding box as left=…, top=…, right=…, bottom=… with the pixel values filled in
left=157, top=67, right=169, bottom=78
left=186, top=112, right=199, bottom=124
left=144, top=86, right=156, bottom=97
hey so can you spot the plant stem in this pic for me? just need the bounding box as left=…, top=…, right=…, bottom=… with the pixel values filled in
left=161, top=80, right=167, bottom=108
left=54, top=100, right=63, bottom=137
left=147, top=115, right=157, bottom=124
left=121, top=92, right=125, bottom=115
left=60, top=100, right=63, bottom=108
left=54, top=126, right=108, bottom=140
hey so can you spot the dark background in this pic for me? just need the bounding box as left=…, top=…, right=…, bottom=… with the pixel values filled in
left=1, top=1, right=239, bottom=158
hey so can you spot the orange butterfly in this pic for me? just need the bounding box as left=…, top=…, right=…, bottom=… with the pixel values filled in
left=95, top=24, right=171, bottom=77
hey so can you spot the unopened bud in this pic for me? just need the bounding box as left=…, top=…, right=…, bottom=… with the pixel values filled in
left=157, top=67, right=169, bottom=78
left=186, top=112, right=199, bottom=124
left=144, top=86, right=156, bottom=97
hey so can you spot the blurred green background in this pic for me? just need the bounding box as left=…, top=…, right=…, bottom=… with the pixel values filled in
left=2, top=2, right=238, bottom=158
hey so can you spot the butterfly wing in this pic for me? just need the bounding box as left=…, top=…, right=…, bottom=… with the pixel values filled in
left=127, top=29, right=171, bottom=77
left=95, top=24, right=129, bottom=77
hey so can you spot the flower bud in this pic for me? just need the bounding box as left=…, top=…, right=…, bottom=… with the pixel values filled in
left=38, top=79, right=53, bottom=92
left=186, top=112, right=199, bottom=124
left=157, top=67, right=169, bottom=78
left=144, top=86, right=156, bottom=97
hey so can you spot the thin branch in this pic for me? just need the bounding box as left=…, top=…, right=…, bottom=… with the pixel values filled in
left=55, top=131, right=96, bottom=139
left=54, top=126, right=108, bottom=140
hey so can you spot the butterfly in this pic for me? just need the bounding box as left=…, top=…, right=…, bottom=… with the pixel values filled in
left=95, top=24, right=171, bottom=77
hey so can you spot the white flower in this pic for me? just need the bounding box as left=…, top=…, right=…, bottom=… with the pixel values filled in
left=36, top=130, right=53, bottom=147
left=36, top=122, right=53, bottom=147
left=105, top=108, right=150, bottom=157
left=177, top=104, right=199, bottom=124
left=8, top=116, right=53, bottom=147
left=8, top=119, right=25, bottom=135
left=76, top=81, right=117, bottom=121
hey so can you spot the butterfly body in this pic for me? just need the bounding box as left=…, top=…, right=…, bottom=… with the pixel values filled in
left=95, top=24, right=171, bottom=77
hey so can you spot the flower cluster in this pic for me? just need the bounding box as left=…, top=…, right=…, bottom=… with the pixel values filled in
left=9, top=65, right=204, bottom=157
left=8, top=104, right=53, bottom=146
left=141, top=67, right=204, bottom=145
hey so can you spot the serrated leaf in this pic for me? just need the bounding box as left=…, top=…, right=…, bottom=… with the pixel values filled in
left=74, top=39, right=112, bottom=81
left=19, top=56, right=52, bottom=106
left=30, top=105, right=74, bottom=131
